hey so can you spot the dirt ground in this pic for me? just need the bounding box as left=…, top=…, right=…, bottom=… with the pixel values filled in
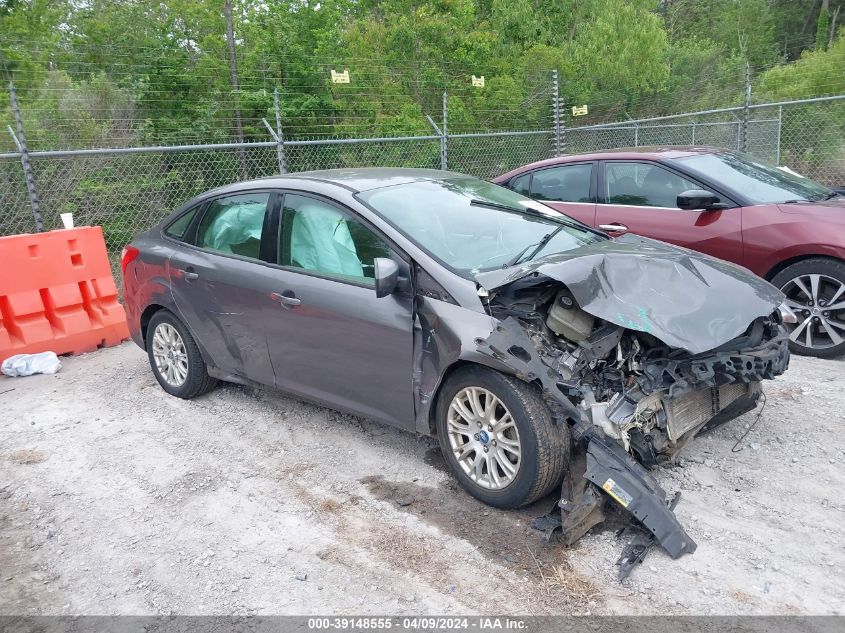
left=1, top=342, right=843, bottom=616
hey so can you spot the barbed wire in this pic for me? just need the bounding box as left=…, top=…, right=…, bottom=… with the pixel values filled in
left=3, top=36, right=843, bottom=149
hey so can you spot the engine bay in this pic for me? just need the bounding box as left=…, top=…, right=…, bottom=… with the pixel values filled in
left=476, top=273, right=790, bottom=572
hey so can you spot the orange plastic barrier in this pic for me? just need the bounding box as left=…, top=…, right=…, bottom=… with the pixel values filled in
left=0, top=226, right=129, bottom=363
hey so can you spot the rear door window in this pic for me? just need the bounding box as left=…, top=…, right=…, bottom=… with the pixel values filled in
left=509, top=173, right=531, bottom=196
left=195, top=192, right=271, bottom=259
left=529, top=164, right=592, bottom=202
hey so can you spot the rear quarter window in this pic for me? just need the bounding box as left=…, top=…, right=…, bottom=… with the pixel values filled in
left=164, top=206, right=200, bottom=240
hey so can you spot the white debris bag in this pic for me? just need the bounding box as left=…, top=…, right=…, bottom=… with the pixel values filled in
left=1, top=352, right=62, bottom=377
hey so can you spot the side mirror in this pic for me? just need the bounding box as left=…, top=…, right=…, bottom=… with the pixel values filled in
left=677, top=189, right=728, bottom=211
left=374, top=257, right=400, bottom=298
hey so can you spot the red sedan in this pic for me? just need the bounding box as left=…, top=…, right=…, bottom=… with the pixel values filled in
left=494, top=147, right=845, bottom=358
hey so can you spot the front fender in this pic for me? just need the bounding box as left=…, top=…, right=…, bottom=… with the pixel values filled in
left=413, top=297, right=516, bottom=436
left=761, top=244, right=845, bottom=279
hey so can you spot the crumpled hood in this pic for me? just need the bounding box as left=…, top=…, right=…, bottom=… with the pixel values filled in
left=475, top=234, right=784, bottom=354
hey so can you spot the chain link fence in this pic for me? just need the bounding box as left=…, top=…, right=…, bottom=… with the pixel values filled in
left=566, top=95, right=845, bottom=185
left=0, top=130, right=552, bottom=283
left=1, top=77, right=843, bottom=288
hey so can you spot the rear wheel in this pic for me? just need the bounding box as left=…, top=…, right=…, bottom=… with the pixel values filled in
left=435, top=366, right=570, bottom=509
left=146, top=310, right=218, bottom=398
left=771, top=258, right=845, bottom=358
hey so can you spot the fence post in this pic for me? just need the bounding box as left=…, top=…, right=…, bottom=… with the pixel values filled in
left=560, top=102, right=567, bottom=155
left=441, top=91, right=448, bottom=170
left=775, top=105, right=783, bottom=165
left=552, top=70, right=561, bottom=157
left=740, top=62, right=752, bottom=152
left=8, top=81, right=43, bottom=233
left=273, top=87, right=287, bottom=174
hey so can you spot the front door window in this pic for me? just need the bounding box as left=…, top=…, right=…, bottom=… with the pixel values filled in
left=605, top=162, right=699, bottom=208
left=280, top=194, right=391, bottom=285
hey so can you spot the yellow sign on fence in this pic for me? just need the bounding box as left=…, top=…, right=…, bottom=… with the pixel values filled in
left=471, top=75, right=485, bottom=87
left=572, top=105, right=589, bottom=116
left=331, top=70, right=350, bottom=84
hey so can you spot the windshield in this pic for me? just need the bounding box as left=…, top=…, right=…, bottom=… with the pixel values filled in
left=357, top=178, right=604, bottom=275
left=672, top=152, right=833, bottom=204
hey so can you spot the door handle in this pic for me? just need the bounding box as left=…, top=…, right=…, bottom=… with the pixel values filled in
left=599, top=223, right=629, bottom=232
left=271, top=291, right=301, bottom=308
left=179, top=268, right=199, bottom=281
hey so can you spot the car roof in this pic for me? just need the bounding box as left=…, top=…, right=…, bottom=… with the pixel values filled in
left=164, top=168, right=480, bottom=220
left=493, top=146, right=728, bottom=181
left=239, top=167, right=472, bottom=194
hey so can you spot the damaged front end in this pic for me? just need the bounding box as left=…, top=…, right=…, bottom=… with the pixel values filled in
left=474, top=235, right=790, bottom=570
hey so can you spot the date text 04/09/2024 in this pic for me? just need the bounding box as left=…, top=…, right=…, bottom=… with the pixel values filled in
left=306, top=617, right=527, bottom=630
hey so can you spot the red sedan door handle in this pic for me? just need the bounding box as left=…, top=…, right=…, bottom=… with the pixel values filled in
left=179, top=268, right=199, bottom=281
left=271, top=291, right=301, bottom=308
left=599, top=223, right=629, bottom=233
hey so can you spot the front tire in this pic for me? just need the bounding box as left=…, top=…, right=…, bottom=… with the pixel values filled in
left=435, top=366, right=570, bottom=509
left=771, top=258, right=845, bottom=358
left=146, top=310, right=218, bottom=398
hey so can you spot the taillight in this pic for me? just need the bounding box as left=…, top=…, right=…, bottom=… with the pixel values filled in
left=120, top=245, right=140, bottom=276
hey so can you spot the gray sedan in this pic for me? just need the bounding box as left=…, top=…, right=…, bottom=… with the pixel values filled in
left=122, top=168, right=790, bottom=557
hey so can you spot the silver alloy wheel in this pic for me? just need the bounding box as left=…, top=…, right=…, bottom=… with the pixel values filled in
left=151, top=322, right=189, bottom=387
left=446, top=386, right=521, bottom=490
left=781, top=273, right=845, bottom=350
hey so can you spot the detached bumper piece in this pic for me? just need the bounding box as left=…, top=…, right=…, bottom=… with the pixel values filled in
left=584, top=432, right=696, bottom=559
left=533, top=430, right=696, bottom=578
left=616, top=492, right=682, bottom=581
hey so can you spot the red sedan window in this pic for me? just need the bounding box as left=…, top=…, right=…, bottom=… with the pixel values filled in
left=605, top=162, right=698, bottom=208
left=530, top=164, right=592, bottom=202
left=510, top=173, right=530, bottom=196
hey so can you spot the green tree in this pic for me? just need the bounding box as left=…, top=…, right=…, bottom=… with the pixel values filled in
left=757, top=30, right=845, bottom=99
left=817, top=0, right=831, bottom=50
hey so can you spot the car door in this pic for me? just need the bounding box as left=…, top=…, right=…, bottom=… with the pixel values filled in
left=508, top=162, right=597, bottom=226
left=595, top=160, right=743, bottom=265
left=262, top=192, right=416, bottom=429
left=168, top=191, right=278, bottom=385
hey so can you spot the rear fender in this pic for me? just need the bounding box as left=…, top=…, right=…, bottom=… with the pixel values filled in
left=127, top=252, right=216, bottom=370
left=123, top=233, right=178, bottom=346
left=125, top=272, right=175, bottom=349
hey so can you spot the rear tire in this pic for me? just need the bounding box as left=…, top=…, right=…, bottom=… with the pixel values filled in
left=146, top=310, right=218, bottom=398
left=435, top=366, right=570, bottom=509
left=771, top=258, right=845, bottom=359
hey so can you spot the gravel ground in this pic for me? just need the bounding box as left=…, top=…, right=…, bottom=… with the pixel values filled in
left=1, top=342, right=843, bottom=615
